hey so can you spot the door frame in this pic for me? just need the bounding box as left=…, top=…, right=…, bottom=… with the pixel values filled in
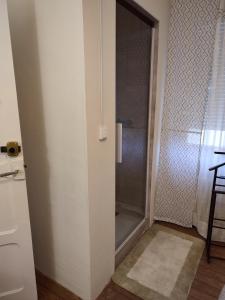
left=115, top=0, right=159, bottom=264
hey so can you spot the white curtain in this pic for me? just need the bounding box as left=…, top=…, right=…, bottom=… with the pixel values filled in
left=196, top=3, right=225, bottom=241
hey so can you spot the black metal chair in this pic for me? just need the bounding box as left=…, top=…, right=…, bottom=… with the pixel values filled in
left=206, top=151, right=225, bottom=263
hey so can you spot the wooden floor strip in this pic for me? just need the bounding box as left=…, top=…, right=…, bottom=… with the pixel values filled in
left=36, top=270, right=81, bottom=300
left=36, top=222, right=225, bottom=300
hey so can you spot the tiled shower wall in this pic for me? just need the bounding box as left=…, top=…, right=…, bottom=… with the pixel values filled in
left=155, top=0, right=218, bottom=227
left=116, top=3, right=151, bottom=214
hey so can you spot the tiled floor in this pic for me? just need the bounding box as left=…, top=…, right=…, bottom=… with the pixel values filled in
left=116, top=208, right=143, bottom=249
left=37, top=222, right=225, bottom=300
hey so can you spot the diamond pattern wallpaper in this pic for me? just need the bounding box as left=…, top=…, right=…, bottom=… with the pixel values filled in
left=155, top=0, right=218, bottom=227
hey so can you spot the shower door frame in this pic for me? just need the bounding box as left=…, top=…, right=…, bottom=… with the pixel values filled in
left=115, top=0, right=159, bottom=264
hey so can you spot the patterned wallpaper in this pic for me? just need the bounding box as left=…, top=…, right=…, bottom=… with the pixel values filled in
left=155, top=0, right=218, bottom=227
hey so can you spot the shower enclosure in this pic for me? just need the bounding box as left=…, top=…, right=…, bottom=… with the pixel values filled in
left=116, top=0, right=153, bottom=250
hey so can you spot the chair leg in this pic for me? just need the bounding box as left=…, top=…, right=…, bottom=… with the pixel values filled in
left=206, top=191, right=216, bottom=263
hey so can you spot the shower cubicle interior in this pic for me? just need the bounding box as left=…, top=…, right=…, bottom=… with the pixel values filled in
left=116, top=0, right=152, bottom=249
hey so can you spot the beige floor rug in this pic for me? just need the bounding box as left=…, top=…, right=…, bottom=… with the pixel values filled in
left=112, top=224, right=205, bottom=300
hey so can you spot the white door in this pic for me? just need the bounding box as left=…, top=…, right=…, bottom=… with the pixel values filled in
left=0, top=0, right=37, bottom=299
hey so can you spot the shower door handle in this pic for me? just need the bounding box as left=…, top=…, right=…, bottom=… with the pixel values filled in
left=116, top=123, right=123, bottom=163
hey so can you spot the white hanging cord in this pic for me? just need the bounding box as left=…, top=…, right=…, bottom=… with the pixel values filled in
left=98, top=0, right=107, bottom=141
left=100, top=0, right=104, bottom=125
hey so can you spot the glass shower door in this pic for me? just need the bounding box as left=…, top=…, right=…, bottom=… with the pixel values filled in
left=116, top=1, right=152, bottom=249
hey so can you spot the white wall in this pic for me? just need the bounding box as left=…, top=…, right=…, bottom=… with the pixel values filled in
left=82, top=1, right=116, bottom=298
left=7, top=0, right=169, bottom=299
left=82, top=0, right=169, bottom=297
left=7, top=1, right=91, bottom=299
